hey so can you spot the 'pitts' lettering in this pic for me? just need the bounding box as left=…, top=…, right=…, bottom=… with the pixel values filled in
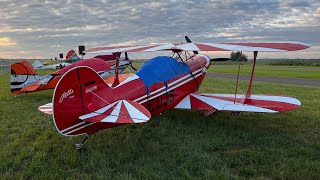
left=59, top=89, right=74, bottom=103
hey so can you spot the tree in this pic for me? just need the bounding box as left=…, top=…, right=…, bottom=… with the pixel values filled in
left=230, top=51, right=248, bottom=62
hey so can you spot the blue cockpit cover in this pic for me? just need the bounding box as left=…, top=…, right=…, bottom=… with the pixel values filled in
left=136, top=56, right=191, bottom=88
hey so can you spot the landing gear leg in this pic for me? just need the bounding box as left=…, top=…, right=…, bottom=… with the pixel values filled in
left=75, top=134, right=90, bottom=150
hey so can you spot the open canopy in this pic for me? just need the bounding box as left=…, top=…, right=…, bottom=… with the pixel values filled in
left=84, top=42, right=310, bottom=54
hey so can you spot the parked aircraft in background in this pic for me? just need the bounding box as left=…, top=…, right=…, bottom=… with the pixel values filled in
left=11, top=57, right=131, bottom=95
left=65, top=50, right=81, bottom=63
left=32, top=60, right=71, bottom=70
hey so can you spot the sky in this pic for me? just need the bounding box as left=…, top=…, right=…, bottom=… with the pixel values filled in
left=0, top=0, right=319, bottom=59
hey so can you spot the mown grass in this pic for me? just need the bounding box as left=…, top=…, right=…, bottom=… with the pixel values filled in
left=212, top=59, right=320, bottom=66
left=266, top=59, right=320, bottom=66
left=209, top=63, right=320, bottom=79
left=0, top=70, right=320, bottom=179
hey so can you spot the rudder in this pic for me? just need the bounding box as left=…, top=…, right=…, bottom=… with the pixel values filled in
left=66, top=50, right=81, bottom=63
left=53, top=66, right=115, bottom=136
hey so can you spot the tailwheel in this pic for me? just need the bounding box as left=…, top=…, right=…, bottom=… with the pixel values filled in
left=75, top=134, right=90, bottom=151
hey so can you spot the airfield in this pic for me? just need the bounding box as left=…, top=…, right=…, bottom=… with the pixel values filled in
left=0, top=60, right=320, bottom=179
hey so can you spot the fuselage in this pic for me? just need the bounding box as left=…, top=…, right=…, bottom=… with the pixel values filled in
left=54, top=54, right=211, bottom=136
left=115, top=55, right=210, bottom=115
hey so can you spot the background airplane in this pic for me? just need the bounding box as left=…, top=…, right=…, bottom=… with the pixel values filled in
left=32, top=60, right=71, bottom=70
left=32, top=50, right=82, bottom=70
left=10, top=57, right=132, bottom=95
left=65, top=50, right=81, bottom=63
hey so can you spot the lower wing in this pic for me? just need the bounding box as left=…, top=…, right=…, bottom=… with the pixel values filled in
left=175, top=93, right=300, bottom=113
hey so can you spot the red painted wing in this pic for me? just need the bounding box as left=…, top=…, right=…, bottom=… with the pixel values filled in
left=175, top=93, right=301, bottom=113
left=176, top=42, right=310, bottom=52
left=85, top=44, right=176, bottom=54
left=85, top=42, right=310, bottom=53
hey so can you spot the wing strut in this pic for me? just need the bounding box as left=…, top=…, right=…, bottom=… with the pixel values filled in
left=245, top=51, right=258, bottom=101
left=112, top=52, right=121, bottom=87
left=234, top=52, right=243, bottom=104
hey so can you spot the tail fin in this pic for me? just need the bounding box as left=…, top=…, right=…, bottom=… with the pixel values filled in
left=10, top=60, right=40, bottom=94
left=66, top=50, right=81, bottom=63
left=52, top=66, right=114, bottom=136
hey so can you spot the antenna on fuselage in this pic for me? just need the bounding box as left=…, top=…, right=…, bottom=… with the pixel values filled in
left=185, top=36, right=198, bottom=55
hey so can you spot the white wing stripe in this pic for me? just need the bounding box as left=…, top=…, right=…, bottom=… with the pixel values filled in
left=192, top=94, right=229, bottom=110
left=190, top=94, right=277, bottom=112
left=143, top=44, right=176, bottom=51
left=223, top=104, right=277, bottom=113
left=176, top=43, right=200, bottom=51
left=100, top=101, right=122, bottom=122
left=123, top=101, right=149, bottom=123
left=202, top=94, right=301, bottom=105
left=175, top=95, right=191, bottom=109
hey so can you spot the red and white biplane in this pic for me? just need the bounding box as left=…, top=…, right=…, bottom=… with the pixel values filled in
left=38, top=36, right=310, bottom=149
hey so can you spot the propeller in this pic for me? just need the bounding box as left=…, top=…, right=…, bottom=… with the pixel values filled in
left=210, top=58, right=231, bottom=61
left=185, top=36, right=198, bottom=54
left=185, top=36, right=229, bottom=61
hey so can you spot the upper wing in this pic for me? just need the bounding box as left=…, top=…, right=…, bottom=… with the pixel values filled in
left=175, top=42, right=310, bottom=52
left=175, top=93, right=301, bottom=113
left=85, top=43, right=180, bottom=54
left=85, top=42, right=310, bottom=54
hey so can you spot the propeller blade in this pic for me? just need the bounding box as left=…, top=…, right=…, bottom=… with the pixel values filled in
left=210, top=58, right=231, bottom=61
left=185, top=36, right=198, bottom=54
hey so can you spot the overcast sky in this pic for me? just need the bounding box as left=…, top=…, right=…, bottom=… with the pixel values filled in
left=0, top=0, right=319, bottom=59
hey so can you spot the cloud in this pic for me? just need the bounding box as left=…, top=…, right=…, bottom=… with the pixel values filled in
left=0, top=0, right=319, bottom=58
left=0, top=37, right=16, bottom=46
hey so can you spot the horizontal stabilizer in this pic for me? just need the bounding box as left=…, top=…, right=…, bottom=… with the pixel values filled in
left=38, top=103, right=53, bottom=115
left=79, top=100, right=151, bottom=124
left=175, top=93, right=301, bottom=113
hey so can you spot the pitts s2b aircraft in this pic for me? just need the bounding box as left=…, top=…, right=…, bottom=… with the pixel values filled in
left=10, top=53, right=132, bottom=94
left=38, top=37, right=310, bottom=149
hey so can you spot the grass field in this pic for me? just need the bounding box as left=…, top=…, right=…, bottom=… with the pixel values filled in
left=1, top=68, right=320, bottom=179
left=208, top=63, right=320, bottom=79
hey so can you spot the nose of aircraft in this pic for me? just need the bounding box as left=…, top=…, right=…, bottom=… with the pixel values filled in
left=204, top=55, right=211, bottom=68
